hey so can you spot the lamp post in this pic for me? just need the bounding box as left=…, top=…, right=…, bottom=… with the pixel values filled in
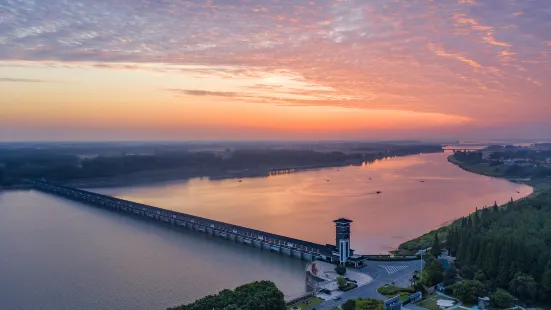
left=420, top=250, right=424, bottom=282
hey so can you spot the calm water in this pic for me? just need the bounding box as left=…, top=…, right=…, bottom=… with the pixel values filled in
left=94, top=153, right=532, bottom=254
left=0, top=153, right=532, bottom=310
left=0, top=191, right=308, bottom=310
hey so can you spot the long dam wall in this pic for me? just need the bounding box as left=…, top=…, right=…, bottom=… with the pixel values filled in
left=33, top=180, right=338, bottom=262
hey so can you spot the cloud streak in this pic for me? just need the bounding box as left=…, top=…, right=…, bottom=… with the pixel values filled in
left=1, top=0, right=551, bottom=137
left=0, top=77, right=45, bottom=83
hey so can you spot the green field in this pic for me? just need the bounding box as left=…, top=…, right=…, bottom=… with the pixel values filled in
left=377, top=285, right=414, bottom=303
left=287, top=296, right=324, bottom=310
left=417, top=295, right=456, bottom=310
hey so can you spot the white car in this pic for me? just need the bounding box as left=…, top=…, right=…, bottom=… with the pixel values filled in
left=332, top=296, right=341, bottom=301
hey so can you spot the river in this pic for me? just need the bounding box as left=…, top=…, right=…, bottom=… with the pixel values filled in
left=0, top=153, right=532, bottom=309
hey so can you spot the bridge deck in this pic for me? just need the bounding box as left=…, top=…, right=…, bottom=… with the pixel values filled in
left=33, top=181, right=337, bottom=258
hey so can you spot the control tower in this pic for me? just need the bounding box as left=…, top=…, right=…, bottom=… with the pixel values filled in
left=333, top=218, right=353, bottom=265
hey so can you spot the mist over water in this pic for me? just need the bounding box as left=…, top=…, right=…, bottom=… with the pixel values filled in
left=0, top=153, right=531, bottom=309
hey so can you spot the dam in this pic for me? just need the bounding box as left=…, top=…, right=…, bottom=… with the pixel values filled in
left=33, top=180, right=364, bottom=267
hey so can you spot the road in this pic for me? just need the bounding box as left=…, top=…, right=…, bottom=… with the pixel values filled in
left=311, top=260, right=422, bottom=310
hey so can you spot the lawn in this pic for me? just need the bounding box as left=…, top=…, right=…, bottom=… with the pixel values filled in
left=417, top=295, right=456, bottom=310
left=340, top=283, right=358, bottom=292
left=287, top=296, right=324, bottom=310
left=377, top=285, right=414, bottom=302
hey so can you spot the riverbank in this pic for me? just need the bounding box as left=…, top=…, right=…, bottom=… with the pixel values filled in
left=398, top=154, right=538, bottom=254
left=47, top=151, right=444, bottom=189
left=58, top=161, right=363, bottom=188
left=447, top=154, right=551, bottom=192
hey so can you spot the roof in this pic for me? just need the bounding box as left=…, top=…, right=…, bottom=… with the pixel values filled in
left=333, top=218, right=353, bottom=224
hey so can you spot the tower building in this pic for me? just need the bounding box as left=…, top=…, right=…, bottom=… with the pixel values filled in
left=333, top=218, right=353, bottom=265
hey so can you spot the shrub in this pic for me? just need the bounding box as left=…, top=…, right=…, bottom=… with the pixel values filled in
left=335, top=265, right=347, bottom=275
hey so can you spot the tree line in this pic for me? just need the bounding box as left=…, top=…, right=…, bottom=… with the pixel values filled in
left=445, top=191, right=551, bottom=305
left=0, top=145, right=442, bottom=186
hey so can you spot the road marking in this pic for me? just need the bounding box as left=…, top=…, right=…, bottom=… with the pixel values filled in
left=379, top=265, right=408, bottom=275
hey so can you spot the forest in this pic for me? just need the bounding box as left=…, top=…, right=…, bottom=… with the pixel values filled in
left=166, top=281, right=286, bottom=310
left=445, top=190, right=551, bottom=305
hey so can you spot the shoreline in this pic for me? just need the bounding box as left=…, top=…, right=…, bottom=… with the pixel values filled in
left=397, top=154, right=537, bottom=254
left=447, top=154, right=540, bottom=193
left=6, top=151, right=443, bottom=190
left=60, top=161, right=362, bottom=189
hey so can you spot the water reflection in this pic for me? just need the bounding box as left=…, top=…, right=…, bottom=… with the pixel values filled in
left=0, top=190, right=308, bottom=310
left=94, top=153, right=532, bottom=254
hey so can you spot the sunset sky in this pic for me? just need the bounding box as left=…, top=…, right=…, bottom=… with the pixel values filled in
left=1, top=0, right=550, bottom=141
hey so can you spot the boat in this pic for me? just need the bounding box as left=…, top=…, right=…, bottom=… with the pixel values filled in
left=376, top=191, right=382, bottom=194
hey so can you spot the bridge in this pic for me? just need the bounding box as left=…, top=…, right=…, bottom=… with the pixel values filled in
left=33, top=180, right=358, bottom=265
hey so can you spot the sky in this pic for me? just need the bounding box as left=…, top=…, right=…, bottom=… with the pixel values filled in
left=1, top=0, right=551, bottom=141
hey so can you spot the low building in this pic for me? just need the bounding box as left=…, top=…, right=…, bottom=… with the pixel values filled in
left=478, top=296, right=490, bottom=310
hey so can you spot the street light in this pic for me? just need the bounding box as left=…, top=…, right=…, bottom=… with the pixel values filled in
left=420, top=249, right=424, bottom=282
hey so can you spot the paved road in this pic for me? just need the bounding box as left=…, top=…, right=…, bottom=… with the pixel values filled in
left=311, top=260, right=422, bottom=310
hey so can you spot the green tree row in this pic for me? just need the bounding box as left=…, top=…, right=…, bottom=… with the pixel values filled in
left=446, top=191, right=551, bottom=305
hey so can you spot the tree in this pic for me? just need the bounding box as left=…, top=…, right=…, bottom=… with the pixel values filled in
left=424, top=260, right=444, bottom=287
left=431, top=233, right=442, bottom=257
left=335, top=265, right=347, bottom=275
left=474, top=270, right=486, bottom=282
left=337, top=277, right=347, bottom=289
left=452, top=280, right=487, bottom=304
left=168, top=281, right=286, bottom=310
left=460, top=265, right=475, bottom=280
left=443, top=267, right=459, bottom=285
left=355, top=298, right=384, bottom=310
left=491, top=289, right=515, bottom=308
left=342, top=299, right=356, bottom=310
left=509, top=272, right=537, bottom=303
left=540, top=263, right=551, bottom=302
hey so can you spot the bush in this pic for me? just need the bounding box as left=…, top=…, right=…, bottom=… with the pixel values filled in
left=337, top=277, right=347, bottom=288
left=342, top=299, right=356, bottom=310
left=167, top=281, right=285, bottom=310
left=378, top=285, right=414, bottom=296
left=335, top=265, right=347, bottom=275
left=340, top=283, right=358, bottom=292
left=452, top=280, right=487, bottom=304
left=491, top=289, right=515, bottom=308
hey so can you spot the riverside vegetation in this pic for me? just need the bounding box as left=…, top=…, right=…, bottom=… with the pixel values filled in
left=401, top=149, right=551, bottom=307
left=0, top=143, right=442, bottom=187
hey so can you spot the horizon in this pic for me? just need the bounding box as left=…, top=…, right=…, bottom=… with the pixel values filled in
left=2, top=0, right=551, bottom=141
